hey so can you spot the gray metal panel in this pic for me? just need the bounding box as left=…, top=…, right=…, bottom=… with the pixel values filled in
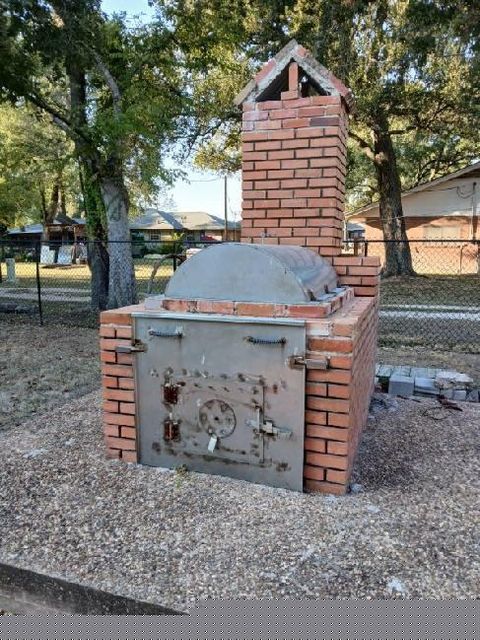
left=164, top=243, right=338, bottom=303
left=134, top=315, right=306, bottom=491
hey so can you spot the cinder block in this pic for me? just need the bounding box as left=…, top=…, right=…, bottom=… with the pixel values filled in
left=388, top=374, right=414, bottom=397
left=414, top=377, right=438, bottom=396
left=453, top=389, right=467, bottom=401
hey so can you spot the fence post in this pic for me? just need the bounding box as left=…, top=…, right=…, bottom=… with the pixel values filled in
left=35, top=241, right=44, bottom=326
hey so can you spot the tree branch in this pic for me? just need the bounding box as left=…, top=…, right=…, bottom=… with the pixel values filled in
left=350, top=131, right=375, bottom=160
left=93, top=53, right=122, bottom=116
left=26, top=91, right=91, bottom=144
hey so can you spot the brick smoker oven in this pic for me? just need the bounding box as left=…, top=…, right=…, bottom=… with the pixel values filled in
left=99, top=41, right=381, bottom=495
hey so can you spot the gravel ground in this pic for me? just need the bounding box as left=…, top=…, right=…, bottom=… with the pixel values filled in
left=0, top=391, right=478, bottom=611
left=0, top=323, right=100, bottom=430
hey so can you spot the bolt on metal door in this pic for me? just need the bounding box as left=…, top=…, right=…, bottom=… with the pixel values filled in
left=133, top=313, right=307, bottom=491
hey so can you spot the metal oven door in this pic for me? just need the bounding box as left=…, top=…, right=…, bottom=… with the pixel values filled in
left=133, top=313, right=306, bottom=491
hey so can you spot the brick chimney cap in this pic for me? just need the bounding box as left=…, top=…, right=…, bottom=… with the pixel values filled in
left=235, top=39, right=354, bottom=112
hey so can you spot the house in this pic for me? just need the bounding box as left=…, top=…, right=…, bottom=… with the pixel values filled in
left=347, top=162, right=480, bottom=273
left=7, top=215, right=87, bottom=245
left=130, top=209, right=240, bottom=243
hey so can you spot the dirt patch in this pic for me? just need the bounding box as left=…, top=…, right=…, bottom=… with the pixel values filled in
left=0, top=322, right=100, bottom=430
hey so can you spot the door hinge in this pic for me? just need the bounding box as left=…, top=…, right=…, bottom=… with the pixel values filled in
left=115, top=340, right=147, bottom=354
left=288, top=354, right=330, bottom=370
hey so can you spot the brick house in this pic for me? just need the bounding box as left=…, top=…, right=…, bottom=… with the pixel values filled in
left=347, top=162, right=480, bottom=273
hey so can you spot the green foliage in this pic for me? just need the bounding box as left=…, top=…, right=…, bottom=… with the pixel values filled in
left=0, top=103, right=79, bottom=228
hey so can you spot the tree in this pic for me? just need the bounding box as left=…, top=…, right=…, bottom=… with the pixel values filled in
left=158, top=0, right=480, bottom=276
left=1, top=1, right=185, bottom=308
left=0, top=103, right=79, bottom=235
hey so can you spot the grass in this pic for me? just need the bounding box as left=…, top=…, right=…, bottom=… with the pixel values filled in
left=0, top=258, right=174, bottom=293
left=380, top=274, right=480, bottom=307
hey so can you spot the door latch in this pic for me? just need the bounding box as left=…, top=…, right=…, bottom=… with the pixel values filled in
left=288, top=354, right=330, bottom=370
left=115, top=340, right=147, bottom=354
left=246, top=408, right=292, bottom=439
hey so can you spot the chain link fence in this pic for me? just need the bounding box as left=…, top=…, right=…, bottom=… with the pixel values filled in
left=1, top=237, right=479, bottom=352
left=350, top=239, right=480, bottom=352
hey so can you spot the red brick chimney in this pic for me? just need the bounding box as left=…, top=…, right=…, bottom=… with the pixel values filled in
left=236, top=40, right=354, bottom=257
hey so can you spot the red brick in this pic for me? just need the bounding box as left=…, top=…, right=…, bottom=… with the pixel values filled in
left=105, top=437, right=136, bottom=451
left=102, top=375, right=118, bottom=389
left=116, top=326, right=132, bottom=339
left=117, top=353, right=133, bottom=366
left=327, top=441, right=348, bottom=456
left=329, top=356, right=352, bottom=370
left=100, top=351, right=116, bottom=364
left=122, top=450, right=138, bottom=463
left=235, top=302, right=275, bottom=317
left=306, top=452, right=348, bottom=470
left=269, top=108, right=297, bottom=120
left=309, top=337, right=353, bottom=353
left=328, top=384, right=350, bottom=399
left=303, top=465, right=325, bottom=481
left=326, top=468, right=348, bottom=484
left=104, top=412, right=135, bottom=427
left=307, top=370, right=351, bottom=385
left=306, top=382, right=327, bottom=396
left=118, top=377, right=135, bottom=390
left=304, top=437, right=326, bottom=453
left=120, top=426, right=136, bottom=439
left=102, top=364, right=134, bottom=378
left=305, top=410, right=327, bottom=425
left=306, top=425, right=349, bottom=442
left=283, top=118, right=310, bottom=129
left=103, top=388, right=135, bottom=402
left=106, top=448, right=121, bottom=459
left=348, top=266, right=379, bottom=276
left=104, top=424, right=119, bottom=437
left=100, top=310, right=132, bottom=325
left=104, top=400, right=119, bottom=413
left=120, top=402, right=136, bottom=415
left=307, top=397, right=349, bottom=414
left=328, top=413, right=350, bottom=427
left=255, top=140, right=282, bottom=150
left=100, top=325, right=116, bottom=338
left=304, top=479, right=347, bottom=495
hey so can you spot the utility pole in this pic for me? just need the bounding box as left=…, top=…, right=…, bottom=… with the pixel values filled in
left=224, top=174, right=228, bottom=242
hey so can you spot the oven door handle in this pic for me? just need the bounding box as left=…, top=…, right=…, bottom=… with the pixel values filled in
left=148, top=328, right=183, bottom=339
left=244, top=335, right=286, bottom=346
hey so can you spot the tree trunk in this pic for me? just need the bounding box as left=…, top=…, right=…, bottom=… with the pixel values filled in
left=68, top=62, right=110, bottom=311
left=100, top=169, right=137, bottom=309
left=373, top=117, right=415, bottom=277
left=79, top=160, right=110, bottom=312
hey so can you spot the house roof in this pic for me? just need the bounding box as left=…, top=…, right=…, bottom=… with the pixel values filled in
left=348, top=161, right=480, bottom=220
left=235, top=39, right=354, bottom=111
left=7, top=216, right=86, bottom=235
left=130, top=209, right=240, bottom=232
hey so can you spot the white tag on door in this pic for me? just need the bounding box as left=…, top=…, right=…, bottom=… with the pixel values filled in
left=207, top=435, right=218, bottom=452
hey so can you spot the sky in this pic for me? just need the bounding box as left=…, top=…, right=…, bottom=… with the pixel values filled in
left=101, top=0, right=242, bottom=220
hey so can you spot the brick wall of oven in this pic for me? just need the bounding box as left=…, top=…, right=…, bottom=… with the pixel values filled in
left=303, top=295, right=379, bottom=494
left=100, top=308, right=138, bottom=463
